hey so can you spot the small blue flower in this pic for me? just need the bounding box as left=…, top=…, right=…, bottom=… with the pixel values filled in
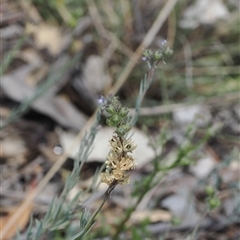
left=98, top=95, right=107, bottom=106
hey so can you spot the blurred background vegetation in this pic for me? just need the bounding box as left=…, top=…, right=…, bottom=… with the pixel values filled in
left=0, top=0, right=239, bottom=239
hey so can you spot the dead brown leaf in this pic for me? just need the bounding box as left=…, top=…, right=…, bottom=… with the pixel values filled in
left=25, top=23, right=63, bottom=55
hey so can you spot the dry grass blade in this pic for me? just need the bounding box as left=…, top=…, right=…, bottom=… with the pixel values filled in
left=1, top=0, right=178, bottom=236
left=109, top=0, right=179, bottom=95
left=0, top=192, right=33, bottom=240
left=129, top=92, right=240, bottom=116
left=87, top=0, right=133, bottom=59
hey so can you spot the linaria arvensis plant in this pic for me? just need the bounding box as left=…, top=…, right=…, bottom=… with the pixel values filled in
left=72, top=42, right=174, bottom=238
left=17, top=41, right=173, bottom=240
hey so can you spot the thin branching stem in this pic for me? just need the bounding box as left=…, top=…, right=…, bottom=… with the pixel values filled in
left=112, top=169, right=159, bottom=240
left=72, top=182, right=117, bottom=240
left=0, top=35, right=26, bottom=77
left=131, top=65, right=156, bottom=126
left=190, top=210, right=208, bottom=240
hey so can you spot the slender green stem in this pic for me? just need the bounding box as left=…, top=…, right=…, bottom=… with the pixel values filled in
left=112, top=123, right=213, bottom=239
left=72, top=183, right=117, bottom=240
left=0, top=35, right=26, bottom=77
left=131, top=66, right=156, bottom=126
left=112, top=172, right=157, bottom=240
left=190, top=210, right=208, bottom=240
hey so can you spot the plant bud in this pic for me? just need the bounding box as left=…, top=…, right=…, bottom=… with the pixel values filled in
left=143, top=49, right=153, bottom=58
left=106, top=104, right=116, bottom=115
left=153, top=51, right=163, bottom=61
left=171, top=216, right=181, bottom=226
left=106, top=114, right=121, bottom=127
left=164, top=47, right=174, bottom=57
left=115, top=123, right=131, bottom=136
left=119, top=107, right=129, bottom=118
left=111, top=97, right=121, bottom=111
left=106, top=118, right=114, bottom=126
left=208, top=197, right=221, bottom=210
left=205, top=186, right=215, bottom=197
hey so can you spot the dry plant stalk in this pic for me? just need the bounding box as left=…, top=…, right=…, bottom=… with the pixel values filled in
left=100, top=96, right=137, bottom=186
left=101, top=134, right=136, bottom=185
